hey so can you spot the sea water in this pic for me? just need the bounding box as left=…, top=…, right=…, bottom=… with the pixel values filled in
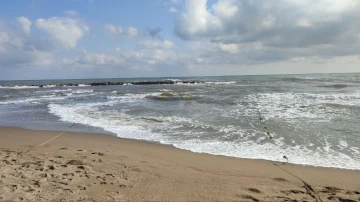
left=0, top=73, right=359, bottom=170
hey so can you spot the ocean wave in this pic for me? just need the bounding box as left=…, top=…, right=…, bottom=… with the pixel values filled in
left=146, top=92, right=200, bottom=101
left=35, top=89, right=72, bottom=94
left=47, top=103, right=360, bottom=170
left=317, top=84, right=348, bottom=89
left=70, top=89, right=94, bottom=94
left=0, top=85, right=39, bottom=89
left=107, top=93, right=154, bottom=103
left=244, top=91, right=360, bottom=121
left=204, top=81, right=237, bottom=85
left=48, top=103, right=162, bottom=141
left=280, top=77, right=311, bottom=82
left=0, top=96, right=66, bottom=105
left=172, top=139, right=360, bottom=170
left=78, top=84, right=90, bottom=87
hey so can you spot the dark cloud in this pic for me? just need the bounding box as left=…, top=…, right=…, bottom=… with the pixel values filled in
left=174, top=0, right=360, bottom=63
left=146, top=27, right=163, bottom=39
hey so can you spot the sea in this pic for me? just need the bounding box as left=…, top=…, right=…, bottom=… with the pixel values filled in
left=0, top=73, right=359, bottom=170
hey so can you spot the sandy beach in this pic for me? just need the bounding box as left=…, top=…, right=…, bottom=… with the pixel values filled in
left=0, top=126, right=359, bottom=201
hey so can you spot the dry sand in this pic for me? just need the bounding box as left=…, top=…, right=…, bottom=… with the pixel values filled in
left=0, top=126, right=359, bottom=201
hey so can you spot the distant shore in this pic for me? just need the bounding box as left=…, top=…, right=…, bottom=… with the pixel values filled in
left=1, top=126, right=359, bottom=201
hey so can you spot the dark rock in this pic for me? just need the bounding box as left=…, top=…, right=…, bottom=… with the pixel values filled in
left=33, top=80, right=199, bottom=88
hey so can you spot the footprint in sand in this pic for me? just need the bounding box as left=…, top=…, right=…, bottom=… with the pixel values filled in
left=273, top=177, right=288, bottom=182
left=39, top=173, right=47, bottom=178
left=91, top=152, right=105, bottom=156
left=237, top=194, right=259, bottom=202
left=248, top=188, right=262, bottom=194
left=66, top=159, right=85, bottom=165
left=78, top=185, right=86, bottom=190
left=92, top=159, right=102, bottom=163
left=77, top=165, right=85, bottom=170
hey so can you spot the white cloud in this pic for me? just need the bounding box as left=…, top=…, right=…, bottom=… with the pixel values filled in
left=139, top=39, right=174, bottom=49
left=63, top=52, right=123, bottom=67
left=217, top=43, right=238, bottom=54
left=212, top=0, right=238, bottom=19
left=175, top=0, right=360, bottom=41
left=168, top=7, right=178, bottom=13
left=36, top=17, right=88, bottom=49
left=0, top=31, right=10, bottom=52
left=297, top=18, right=312, bottom=27
left=175, top=0, right=222, bottom=39
left=115, top=46, right=121, bottom=52
left=261, top=15, right=275, bottom=28
left=174, top=0, right=360, bottom=65
left=64, top=10, right=78, bottom=16
left=17, top=16, right=32, bottom=34
left=163, top=40, right=174, bottom=49
left=0, top=28, right=52, bottom=68
left=0, top=30, right=23, bottom=51
left=104, top=24, right=123, bottom=35
left=104, top=24, right=137, bottom=38
left=127, top=26, right=138, bottom=38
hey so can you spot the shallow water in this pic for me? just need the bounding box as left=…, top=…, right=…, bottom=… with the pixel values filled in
left=1, top=74, right=360, bottom=170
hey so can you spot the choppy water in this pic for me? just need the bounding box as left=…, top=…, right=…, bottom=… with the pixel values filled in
left=1, top=74, right=360, bottom=170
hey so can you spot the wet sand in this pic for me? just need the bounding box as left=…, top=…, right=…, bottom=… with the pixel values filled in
left=0, top=126, right=359, bottom=201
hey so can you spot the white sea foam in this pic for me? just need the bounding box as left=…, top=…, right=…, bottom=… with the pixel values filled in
left=47, top=102, right=360, bottom=170
left=43, top=85, right=57, bottom=88
left=48, top=103, right=162, bottom=141
left=66, top=89, right=94, bottom=97
left=0, top=96, right=66, bottom=105
left=172, top=138, right=360, bottom=170
left=242, top=91, right=360, bottom=122
left=0, top=85, right=39, bottom=89
left=0, top=84, right=92, bottom=89
left=73, top=89, right=93, bottom=94
left=78, top=84, right=90, bottom=87
left=107, top=93, right=158, bottom=103
left=205, top=81, right=237, bottom=85
left=35, top=89, right=72, bottom=94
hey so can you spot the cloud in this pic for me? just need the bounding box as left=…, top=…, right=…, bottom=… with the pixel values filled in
left=63, top=52, right=123, bottom=67
left=138, top=39, right=174, bottom=49
left=104, top=24, right=138, bottom=39
left=127, top=26, right=138, bottom=38
left=168, top=7, right=178, bottom=13
left=36, top=17, right=88, bottom=49
left=217, top=43, right=238, bottom=54
left=176, top=0, right=360, bottom=45
left=146, top=27, right=162, bottom=39
left=17, top=16, right=32, bottom=34
left=174, top=0, right=360, bottom=64
left=175, top=0, right=222, bottom=40
left=63, top=43, right=180, bottom=74
left=64, top=10, right=78, bottom=16
left=104, top=24, right=123, bottom=35
left=0, top=27, right=52, bottom=68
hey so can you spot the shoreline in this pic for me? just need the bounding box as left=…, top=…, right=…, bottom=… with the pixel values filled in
left=3, top=124, right=357, bottom=172
left=1, top=126, right=359, bottom=201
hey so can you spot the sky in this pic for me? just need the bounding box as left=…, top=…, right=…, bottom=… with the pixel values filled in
left=0, top=0, right=360, bottom=80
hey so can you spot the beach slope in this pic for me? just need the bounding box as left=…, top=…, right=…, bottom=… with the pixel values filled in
left=0, top=127, right=359, bottom=201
